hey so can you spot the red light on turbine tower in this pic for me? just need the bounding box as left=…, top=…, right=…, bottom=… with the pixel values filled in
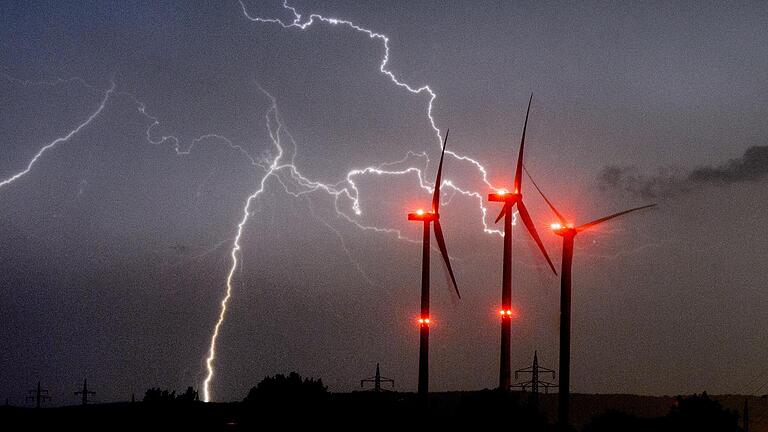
left=418, top=317, right=431, bottom=326
left=498, top=307, right=518, bottom=319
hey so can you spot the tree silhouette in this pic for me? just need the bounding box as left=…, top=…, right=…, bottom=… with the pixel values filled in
left=585, top=393, right=741, bottom=432
left=665, top=392, right=740, bottom=432
left=176, top=386, right=199, bottom=402
left=243, top=372, right=328, bottom=405
left=142, top=386, right=199, bottom=403
left=143, top=388, right=176, bottom=403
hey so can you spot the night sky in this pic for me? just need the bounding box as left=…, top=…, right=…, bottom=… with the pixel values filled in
left=2, top=1, right=768, bottom=404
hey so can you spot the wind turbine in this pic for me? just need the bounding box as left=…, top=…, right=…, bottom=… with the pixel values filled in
left=529, top=174, right=655, bottom=429
left=487, top=94, right=557, bottom=392
left=407, top=129, right=461, bottom=397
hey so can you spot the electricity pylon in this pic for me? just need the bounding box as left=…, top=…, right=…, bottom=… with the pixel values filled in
left=26, top=382, right=51, bottom=408
left=512, top=351, right=557, bottom=410
left=75, top=379, right=96, bottom=405
left=360, top=363, right=394, bottom=392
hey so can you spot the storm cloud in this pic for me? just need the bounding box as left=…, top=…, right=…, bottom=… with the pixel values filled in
left=599, top=145, right=768, bottom=198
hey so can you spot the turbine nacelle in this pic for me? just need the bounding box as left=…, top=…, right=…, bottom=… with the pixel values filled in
left=550, top=222, right=577, bottom=237
left=408, top=209, right=438, bottom=222
left=488, top=188, right=521, bottom=203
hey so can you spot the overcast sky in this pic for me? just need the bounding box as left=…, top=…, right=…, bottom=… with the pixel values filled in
left=1, top=0, right=767, bottom=404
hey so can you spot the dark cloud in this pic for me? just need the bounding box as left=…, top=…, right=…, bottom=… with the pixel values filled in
left=599, top=145, right=768, bottom=198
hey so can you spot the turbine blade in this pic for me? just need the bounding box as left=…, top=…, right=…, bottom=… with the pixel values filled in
left=514, top=93, right=533, bottom=193
left=576, top=204, right=657, bottom=232
left=433, top=220, right=461, bottom=299
left=494, top=206, right=506, bottom=224
left=517, top=200, right=558, bottom=275
left=432, top=129, right=449, bottom=213
left=524, top=164, right=566, bottom=224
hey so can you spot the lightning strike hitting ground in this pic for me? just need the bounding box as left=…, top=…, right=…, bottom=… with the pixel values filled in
left=201, top=167, right=274, bottom=403
left=199, top=1, right=512, bottom=401
left=1, top=1, right=514, bottom=403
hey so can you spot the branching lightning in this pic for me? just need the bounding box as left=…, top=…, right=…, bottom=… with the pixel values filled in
left=204, top=0, right=509, bottom=402
left=238, top=0, right=502, bottom=233
left=1, top=0, right=512, bottom=403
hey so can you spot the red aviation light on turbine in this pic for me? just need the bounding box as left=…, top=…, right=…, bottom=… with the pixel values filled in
left=418, top=317, right=432, bottom=326
left=498, top=307, right=518, bottom=319
left=551, top=221, right=576, bottom=236
left=408, top=208, right=437, bottom=221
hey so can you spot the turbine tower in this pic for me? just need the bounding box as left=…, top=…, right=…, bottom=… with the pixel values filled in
left=488, top=94, right=557, bottom=392
left=360, top=363, right=394, bottom=392
left=75, top=379, right=96, bottom=405
left=530, top=175, right=655, bottom=429
left=407, top=129, right=461, bottom=397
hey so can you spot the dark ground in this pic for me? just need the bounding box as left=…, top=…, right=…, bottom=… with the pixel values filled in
left=1, top=391, right=760, bottom=431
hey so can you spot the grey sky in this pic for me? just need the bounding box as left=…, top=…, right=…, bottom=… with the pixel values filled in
left=1, top=0, right=767, bottom=403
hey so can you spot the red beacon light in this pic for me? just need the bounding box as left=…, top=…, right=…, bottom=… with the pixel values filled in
left=498, top=308, right=517, bottom=319
left=551, top=222, right=576, bottom=236
left=418, top=317, right=431, bottom=326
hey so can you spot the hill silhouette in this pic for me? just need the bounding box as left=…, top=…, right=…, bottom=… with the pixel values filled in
left=0, top=374, right=754, bottom=431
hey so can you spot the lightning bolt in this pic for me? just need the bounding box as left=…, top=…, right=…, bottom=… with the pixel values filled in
left=238, top=0, right=501, bottom=231
left=1, top=1, right=509, bottom=403
left=199, top=1, right=509, bottom=401
left=0, top=81, right=115, bottom=189
left=201, top=169, right=272, bottom=403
